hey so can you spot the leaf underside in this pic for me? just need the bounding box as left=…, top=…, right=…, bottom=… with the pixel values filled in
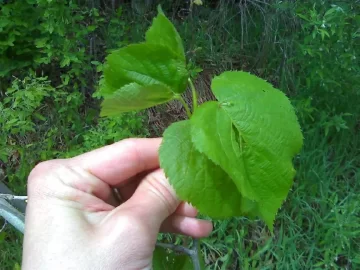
left=100, top=83, right=173, bottom=116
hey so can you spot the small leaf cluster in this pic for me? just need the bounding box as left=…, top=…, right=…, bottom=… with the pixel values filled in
left=97, top=7, right=303, bottom=231
left=98, top=6, right=189, bottom=115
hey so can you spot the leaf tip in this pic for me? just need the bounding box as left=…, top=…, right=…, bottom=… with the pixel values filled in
left=157, top=4, right=164, bottom=15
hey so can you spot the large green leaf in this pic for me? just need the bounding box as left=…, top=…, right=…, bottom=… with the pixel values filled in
left=211, top=71, right=303, bottom=160
left=160, top=120, right=250, bottom=218
left=100, top=83, right=174, bottom=116
left=152, top=247, right=194, bottom=270
left=191, top=101, right=258, bottom=201
left=189, top=71, right=303, bottom=229
left=146, top=6, right=185, bottom=61
left=100, top=43, right=188, bottom=98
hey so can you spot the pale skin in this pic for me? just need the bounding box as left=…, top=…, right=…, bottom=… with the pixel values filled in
left=22, top=138, right=213, bottom=269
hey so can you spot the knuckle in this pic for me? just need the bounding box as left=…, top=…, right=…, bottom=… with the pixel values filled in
left=118, top=138, right=145, bottom=171
left=145, top=170, right=179, bottom=215
left=28, top=160, right=59, bottom=184
left=27, top=160, right=69, bottom=199
left=118, top=138, right=138, bottom=149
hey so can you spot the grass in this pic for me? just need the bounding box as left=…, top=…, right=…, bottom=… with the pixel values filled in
left=200, top=126, right=360, bottom=269
left=0, top=228, right=22, bottom=269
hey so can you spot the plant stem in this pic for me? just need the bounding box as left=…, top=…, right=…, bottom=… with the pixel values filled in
left=188, top=78, right=198, bottom=113
left=177, top=96, right=192, bottom=118
left=192, top=239, right=201, bottom=270
left=156, top=238, right=201, bottom=270
left=156, top=242, right=195, bottom=256
left=0, top=219, right=6, bottom=233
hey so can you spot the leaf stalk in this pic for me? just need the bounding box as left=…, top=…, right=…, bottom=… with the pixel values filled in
left=177, top=95, right=192, bottom=118
left=156, top=238, right=201, bottom=270
left=188, top=78, right=198, bottom=113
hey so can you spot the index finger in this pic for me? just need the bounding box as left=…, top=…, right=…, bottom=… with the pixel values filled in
left=69, top=138, right=162, bottom=186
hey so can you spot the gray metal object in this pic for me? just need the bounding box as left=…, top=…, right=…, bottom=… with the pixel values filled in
left=0, top=198, right=25, bottom=233
left=0, top=181, right=26, bottom=213
left=0, top=178, right=26, bottom=233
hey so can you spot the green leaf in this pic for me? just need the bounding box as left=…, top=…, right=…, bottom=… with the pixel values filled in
left=13, top=263, right=21, bottom=270
left=35, top=38, right=48, bottom=48
left=191, top=101, right=258, bottom=200
left=146, top=6, right=185, bottom=61
left=192, top=71, right=303, bottom=229
left=101, top=83, right=174, bottom=116
left=152, top=247, right=193, bottom=270
left=211, top=72, right=303, bottom=160
left=100, top=43, right=188, bottom=97
left=160, top=120, right=247, bottom=218
left=193, top=0, right=203, bottom=5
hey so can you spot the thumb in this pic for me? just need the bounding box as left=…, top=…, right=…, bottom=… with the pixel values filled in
left=122, top=169, right=180, bottom=232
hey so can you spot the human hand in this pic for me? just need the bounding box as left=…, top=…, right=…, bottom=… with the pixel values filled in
left=22, top=138, right=213, bottom=270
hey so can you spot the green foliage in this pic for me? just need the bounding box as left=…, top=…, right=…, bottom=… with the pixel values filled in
left=201, top=129, right=360, bottom=268
left=97, top=7, right=303, bottom=233
left=99, top=9, right=190, bottom=116
left=0, top=73, right=148, bottom=194
left=0, top=228, right=22, bottom=270
left=160, top=120, right=245, bottom=218
left=101, top=83, right=174, bottom=116
left=146, top=6, right=186, bottom=61
left=0, top=75, right=53, bottom=139
left=62, top=114, right=148, bottom=158
left=153, top=247, right=193, bottom=270
left=101, top=43, right=187, bottom=96
left=103, top=7, right=129, bottom=50
left=99, top=43, right=188, bottom=114
left=160, top=72, right=303, bottom=230
left=0, top=1, right=98, bottom=81
left=0, top=74, right=62, bottom=186
left=293, top=1, right=360, bottom=134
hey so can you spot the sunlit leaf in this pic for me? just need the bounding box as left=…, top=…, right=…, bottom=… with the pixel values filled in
left=146, top=6, right=185, bottom=61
